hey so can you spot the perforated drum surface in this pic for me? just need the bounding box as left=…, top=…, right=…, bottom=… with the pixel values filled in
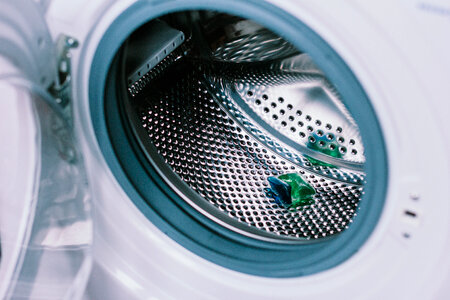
left=207, top=62, right=365, bottom=183
left=211, top=62, right=365, bottom=165
left=132, top=61, right=364, bottom=240
left=212, top=25, right=299, bottom=63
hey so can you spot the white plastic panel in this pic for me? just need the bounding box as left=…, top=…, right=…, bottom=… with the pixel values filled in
left=0, top=0, right=56, bottom=88
left=71, top=1, right=450, bottom=299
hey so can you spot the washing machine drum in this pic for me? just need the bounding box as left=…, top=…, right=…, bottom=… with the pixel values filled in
left=97, top=10, right=387, bottom=277
left=127, top=16, right=365, bottom=241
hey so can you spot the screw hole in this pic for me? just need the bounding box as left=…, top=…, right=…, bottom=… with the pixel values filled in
left=405, top=210, right=417, bottom=218
left=410, top=193, right=420, bottom=201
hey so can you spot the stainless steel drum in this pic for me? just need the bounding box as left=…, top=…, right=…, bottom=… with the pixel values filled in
left=122, top=12, right=366, bottom=242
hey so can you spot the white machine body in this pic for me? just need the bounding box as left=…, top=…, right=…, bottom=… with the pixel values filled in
left=0, top=0, right=449, bottom=299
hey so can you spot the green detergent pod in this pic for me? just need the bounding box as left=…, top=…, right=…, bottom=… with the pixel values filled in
left=278, top=173, right=316, bottom=208
left=265, top=173, right=316, bottom=208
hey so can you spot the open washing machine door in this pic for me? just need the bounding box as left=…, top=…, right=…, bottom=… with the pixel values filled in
left=0, top=0, right=92, bottom=299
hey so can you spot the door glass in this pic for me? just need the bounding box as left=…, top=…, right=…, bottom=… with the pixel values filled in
left=0, top=68, right=92, bottom=299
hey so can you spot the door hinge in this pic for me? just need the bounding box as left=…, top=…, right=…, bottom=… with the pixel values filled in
left=49, top=35, right=79, bottom=119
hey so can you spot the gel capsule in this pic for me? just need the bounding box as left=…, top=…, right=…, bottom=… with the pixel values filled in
left=265, top=176, right=292, bottom=207
left=278, top=173, right=316, bottom=208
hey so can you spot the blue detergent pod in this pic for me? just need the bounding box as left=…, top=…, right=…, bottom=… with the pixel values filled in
left=266, top=176, right=292, bottom=207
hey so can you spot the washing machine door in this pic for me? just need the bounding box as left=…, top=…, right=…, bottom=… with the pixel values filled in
left=0, top=0, right=92, bottom=299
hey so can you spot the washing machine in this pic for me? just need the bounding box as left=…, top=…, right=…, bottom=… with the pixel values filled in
left=1, top=0, right=450, bottom=299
